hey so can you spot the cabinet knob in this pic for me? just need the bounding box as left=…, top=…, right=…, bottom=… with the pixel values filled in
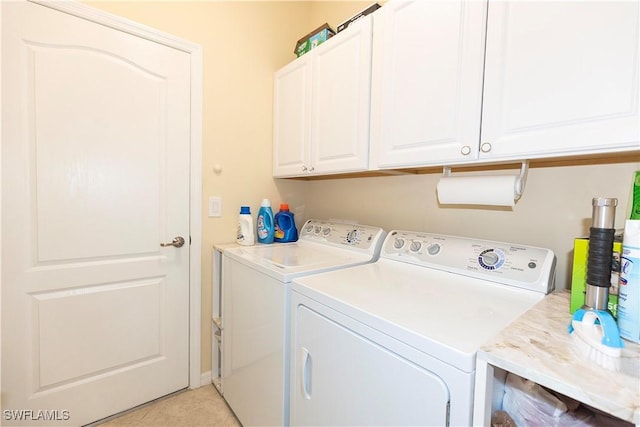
left=308, top=166, right=315, bottom=172
left=301, top=165, right=308, bottom=172
left=461, top=145, right=471, bottom=156
left=481, top=142, right=492, bottom=153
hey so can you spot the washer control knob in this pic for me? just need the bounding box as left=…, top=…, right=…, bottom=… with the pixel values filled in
left=314, top=226, right=322, bottom=234
left=322, top=227, right=331, bottom=236
left=409, top=241, right=422, bottom=252
left=427, top=243, right=441, bottom=255
left=393, top=238, right=405, bottom=250
left=304, top=224, right=314, bottom=233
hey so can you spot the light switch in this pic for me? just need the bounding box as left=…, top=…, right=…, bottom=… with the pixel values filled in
left=209, top=197, right=222, bottom=217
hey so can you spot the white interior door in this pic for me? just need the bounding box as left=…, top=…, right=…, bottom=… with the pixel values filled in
left=2, top=1, right=192, bottom=425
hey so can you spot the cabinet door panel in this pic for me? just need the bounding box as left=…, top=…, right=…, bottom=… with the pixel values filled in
left=273, top=55, right=312, bottom=177
left=310, top=16, right=372, bottom=174
left=481, top=1, right=639, bottom=159
left=370, top=0, right=487, bottom=168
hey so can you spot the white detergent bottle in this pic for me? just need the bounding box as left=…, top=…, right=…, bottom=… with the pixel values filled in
left=237, top=206, right=255, bottom=245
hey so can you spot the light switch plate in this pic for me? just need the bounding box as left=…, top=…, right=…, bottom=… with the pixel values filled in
left=209, top=197, right=222, bottom=217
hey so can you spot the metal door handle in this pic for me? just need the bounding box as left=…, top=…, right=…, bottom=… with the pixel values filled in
left=160, top=236, right=185, bottom=248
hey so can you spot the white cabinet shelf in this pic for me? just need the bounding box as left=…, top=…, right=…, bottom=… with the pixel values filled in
left=473, top=291, right=640, bottom=426
left=211, top=242, right=238, bottom=394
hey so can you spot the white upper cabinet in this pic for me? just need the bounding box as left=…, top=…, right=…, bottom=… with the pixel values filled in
left=275, top=1, right=638, bottom=178
left=369, top=0, right=488, bottom=169
left=273, top=16, right=373, bottom=178
left=273, top=54, right=312, bottom=177
left=480, top=1, right=639, bottom=160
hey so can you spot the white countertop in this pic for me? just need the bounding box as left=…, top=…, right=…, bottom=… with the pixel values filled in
left=477, top=291, right=640, bottom=425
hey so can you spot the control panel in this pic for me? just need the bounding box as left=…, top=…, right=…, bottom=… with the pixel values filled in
left=299, top=219, right=387, bottom=254
left=382, top=230, right=556, bottom=294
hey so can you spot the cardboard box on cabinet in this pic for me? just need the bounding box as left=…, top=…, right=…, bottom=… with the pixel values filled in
left=294, top=23, right=335, bottom=57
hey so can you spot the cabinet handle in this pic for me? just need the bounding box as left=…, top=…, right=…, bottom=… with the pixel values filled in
left=300, top=347, right=312, bottom=400
left=481, top=142, right=492, bottom=153
left=461, top=145, right=471, bottom=156
left=308, top=166, right=315, bottom=172
left=301, top=165, right=308, bottom=172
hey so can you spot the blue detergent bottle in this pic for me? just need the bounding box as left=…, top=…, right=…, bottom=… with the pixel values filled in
left=256, top=199, right=275, bottom=244
left=274, top=203, right=298, bottom=243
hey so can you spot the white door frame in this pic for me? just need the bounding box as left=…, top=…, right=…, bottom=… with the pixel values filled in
left=0, top=0, right=204, bottom=389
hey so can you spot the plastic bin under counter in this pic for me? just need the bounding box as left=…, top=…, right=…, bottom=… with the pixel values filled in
left=473, top=291, right=640, bottom=426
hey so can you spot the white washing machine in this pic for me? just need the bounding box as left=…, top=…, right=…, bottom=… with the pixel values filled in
left=221, top=219, right=386, bottom=427
left=290, top=230, right=556, bottom=427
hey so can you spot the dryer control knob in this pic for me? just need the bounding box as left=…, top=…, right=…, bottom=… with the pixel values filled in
left=427, top=243, right=441, bottom=255
left=409, top=241, right=422, bottom=252
left=393, top=238, right=405, bottom=249
left=481, top=251, right=500, bottom=266
left=346, top=229, right=360, bottom=244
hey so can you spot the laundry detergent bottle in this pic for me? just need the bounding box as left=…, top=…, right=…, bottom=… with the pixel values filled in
left=274, top=203, right=298, bottom=243
left=237, top=206, right=255, bottom=245
left=256, top=199, right=275, bottom=244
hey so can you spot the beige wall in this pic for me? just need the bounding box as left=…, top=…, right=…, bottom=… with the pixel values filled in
left=85, top=1, right=640, bottom=376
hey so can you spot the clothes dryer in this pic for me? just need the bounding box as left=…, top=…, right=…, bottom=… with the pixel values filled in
left=221, top=219, right=386, bottom=426
left=290, top=230, right=556, bottom=426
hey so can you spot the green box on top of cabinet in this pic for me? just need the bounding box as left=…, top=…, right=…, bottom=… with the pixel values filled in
left=294, top=23, right=335, bottom=57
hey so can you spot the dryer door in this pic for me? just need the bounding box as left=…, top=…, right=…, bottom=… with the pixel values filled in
left=292, top=304, right=451, bottom=426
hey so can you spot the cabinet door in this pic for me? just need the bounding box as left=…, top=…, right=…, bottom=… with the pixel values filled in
left=370, top=0, right=487, bottom=169
left=481, top=1, right=639, bottom=160
left=273, top=54, right=312, bottom=177
left=310, top=15, right=373, bottom=174
left=291, top=304, right=450, bottom=426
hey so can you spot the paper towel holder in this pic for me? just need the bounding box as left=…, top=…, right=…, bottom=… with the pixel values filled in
left=442, top=160, right=529, bottom=200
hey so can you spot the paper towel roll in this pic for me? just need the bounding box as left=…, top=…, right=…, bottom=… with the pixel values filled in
left=437, top=175, right=520, bottom=206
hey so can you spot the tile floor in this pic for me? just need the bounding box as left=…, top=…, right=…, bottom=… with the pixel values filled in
left=95, top=385, right=241, bottom=427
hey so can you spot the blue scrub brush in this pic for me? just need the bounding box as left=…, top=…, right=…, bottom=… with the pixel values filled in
left=568, top=308, right=623, bottom=372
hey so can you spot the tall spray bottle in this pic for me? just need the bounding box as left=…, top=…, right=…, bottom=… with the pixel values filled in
left=256, top=199, right=275, bottom=244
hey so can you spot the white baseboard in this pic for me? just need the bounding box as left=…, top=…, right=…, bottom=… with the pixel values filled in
left=196, top=370, right=212, bottom=388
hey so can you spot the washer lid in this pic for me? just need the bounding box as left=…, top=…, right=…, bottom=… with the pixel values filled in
left=224, top=242, right=375, bottom=282
left=291, top=259, right=545, bottom=373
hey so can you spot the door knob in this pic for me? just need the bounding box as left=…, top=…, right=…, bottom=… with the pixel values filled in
left=160, top=236, right=185, bottom=248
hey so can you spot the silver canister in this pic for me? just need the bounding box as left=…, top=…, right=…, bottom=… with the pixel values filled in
left=584, top=197, right=617, bottom=311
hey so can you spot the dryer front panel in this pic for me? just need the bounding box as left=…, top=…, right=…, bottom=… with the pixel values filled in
left=291, top=301, right=451, bottom=426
